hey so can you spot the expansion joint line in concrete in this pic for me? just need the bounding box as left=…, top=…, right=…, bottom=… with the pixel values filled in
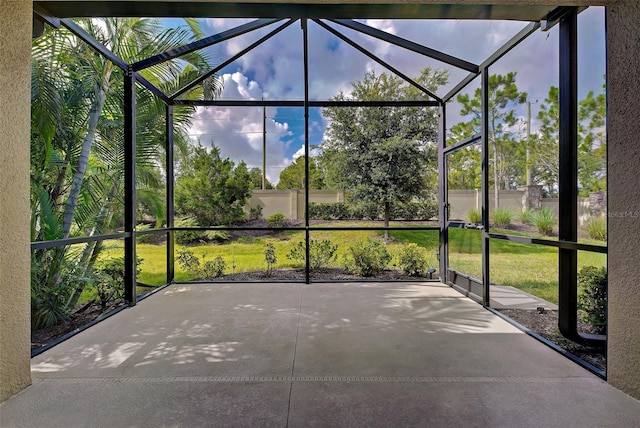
left=286, top=282, right=306, bottom=428
left=34, top=376, right=601, bottom=384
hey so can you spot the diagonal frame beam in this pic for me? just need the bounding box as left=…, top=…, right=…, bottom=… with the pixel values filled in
left=171, top=19, right=297, bottom=100
left=330, top=18, right=478, bottom=73
left=314, top=19, right=442, bottom=103
left=60, top=18, right=128, bottom=70
left=132, top=18, right=283, bottom=71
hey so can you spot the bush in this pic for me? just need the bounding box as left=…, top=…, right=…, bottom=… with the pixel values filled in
left=519, top=209, right=535, bottom=225
left=249, top=204, right=263, bottom=220
left=202, top=256, right=226, bottom=278
left=266, top=212, right=288, bottom=228
left=176, top=248, right=201, bottom=273
left=578, top=266, right=607, bottom=335
left=399, top=244, right=428, bottom=277
left=308, top=202, right=353, bottom=220
left=177, top=248, right=226, bottom=279
left=586, top=217, right=607, bottom=241
left=490, top=208, right=513, bottom=228
left=533, top=208, right=556, bottom=235
left=467, top=208, right=482, bottom=224
left=203, top=230, right=229, bottom=243
left=174, top=216, right=205, bottom=245
left=287, top=239, right=338, bottom=270
left=264, top=243, right=277, bottom=276
left=391, top=201, right=439, bottom=221
left=344, top=238, right=392, bottom=277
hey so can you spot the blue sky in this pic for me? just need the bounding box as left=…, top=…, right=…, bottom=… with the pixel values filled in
left=176, top=8, right=605, bottom=184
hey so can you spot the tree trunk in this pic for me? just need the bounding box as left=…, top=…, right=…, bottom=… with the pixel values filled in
left=67, top=182, right=117, bottom=309
left=491, top=127, right=500, bottom=209
left=61, top=67, right=112, bottom=239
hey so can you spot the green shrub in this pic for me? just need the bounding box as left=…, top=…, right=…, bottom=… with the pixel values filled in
left=391, top=201, right=439, bottom=221
left=287, top=239, right=338, bottom=270
left=204, top=230, right=229, bottom=243
left=399, top=244, right=428, bottom=277
left=249, top=204, right=263, bottom=220
left=176, top=248, right=201, bottom=273
left=490, top=208, right=513, bottom=228
left=266, top=212, right=288, bottom=228
left=519, top=209, right=535, bottom=225
left=347, top=202, right=380, bottom=220
left=202, top=256, right=226, bottom=278
left=174, top=217, right=205, bottom=244
left=586, top=217, right=607, bottom=241
left=344, top=238, right=392, bottom=277
left=533, top=208, right=556, bottom=235
left=577, top=266, right=607, bottom=334
left=467, top=208, right=482, bottom=224
left=264, top=243, right=277, bottom=276
left=308, top=202, right=352, bottom=220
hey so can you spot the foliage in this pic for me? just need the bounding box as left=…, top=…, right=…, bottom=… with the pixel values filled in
left=203, top=230, right=229, bottom=243
left=175, top=143, right=251, bottom=226
left=174, top=216, right=205, bottom=245
left=490, top=208, right=513, bottom=228
left=248, top=167, right=273, bottom=189
left=319, top=68, right=447, bottom=234
left=452, top=73, right=527, bottom=207
left=519, top=209, right=535, bottom=225
left=287, top=239, right=338, bottom=270
left=533, top=208, right=556, bottom=236
left=30, top=18, right=215, bottom=328
left=266, top=212, right=288, bottom=228
left=264, top=243, right=277, bottom=276
left=307, top=201, right=437, bottom=221
left=577, top=266, right=607, bottom=335
left=93, top=257, right=127, bottom=308
left=276, top=156, right=325, bottom=189
left=202, top=256, right=226, bottom=279
left=344, top=238, right=392, bottom=277
left=177, top=248, right=225, bottom=279
left=534, top=86, right=560, bottom=195
left=578, top=82, right=607, bottom=196
left=467, top=208, right=482, bottom=224
left=176, top=248, right=202, bottom=273
left=399, top=244, right=429, bottom=277
left=586, top=217, right=607, bottom=241
left=249, top=204, right=263, bottom=220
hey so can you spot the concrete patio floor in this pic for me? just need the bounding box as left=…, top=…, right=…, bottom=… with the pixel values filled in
left=2, top=282, right=639, bottom=427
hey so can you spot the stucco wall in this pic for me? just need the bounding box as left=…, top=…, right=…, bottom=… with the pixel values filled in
left=606, top=0, right=640, bottom=400
left=0, top=0, right=33, bottom=402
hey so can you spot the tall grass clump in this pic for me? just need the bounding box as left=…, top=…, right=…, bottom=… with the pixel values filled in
left=533, top=208, right=556, bottom=235
left=490, top=208, right=513, bottom=228
left=467, top=208, right=482, bottom=224
left=586, top=217, right=607, bottom=241
left=519, top=208, right=535, bottom=225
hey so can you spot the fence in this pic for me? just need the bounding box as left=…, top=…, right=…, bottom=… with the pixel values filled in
left=247, top=189, right=605, bottom=226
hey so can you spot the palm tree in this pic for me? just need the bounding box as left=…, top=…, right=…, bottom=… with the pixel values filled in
left=30, top=18, right=220, bottom=327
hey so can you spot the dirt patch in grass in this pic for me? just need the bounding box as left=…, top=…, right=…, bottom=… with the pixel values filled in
left=497, top=308, right=606, bottom=372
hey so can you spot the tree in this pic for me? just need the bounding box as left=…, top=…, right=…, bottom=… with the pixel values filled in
left=248, top=167, right=273, bottom=189
left=578, top=81, right=607, bottom=196
left=533, top=86, right=560, bottom=196
left=175, top=143, right=251, bottom=226
left=319, top=68, right=447, bottom=237
left=30, top=19, right=217, bottom=327
left=453, top=72, right=527, bottom=207
left=276, top=156, right=324, bottom=189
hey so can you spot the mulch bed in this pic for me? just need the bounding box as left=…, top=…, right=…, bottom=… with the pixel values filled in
left=497, top=308, right=606, bottom=371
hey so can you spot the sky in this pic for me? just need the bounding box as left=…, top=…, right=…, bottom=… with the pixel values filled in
left=170, top=7, right=606, bottom=185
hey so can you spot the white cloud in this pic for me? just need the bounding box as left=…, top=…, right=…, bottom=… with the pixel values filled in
left=188, top=72, right=295, bottom=184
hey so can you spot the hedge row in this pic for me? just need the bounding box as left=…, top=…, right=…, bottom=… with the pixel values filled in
left=308, top=201, right=438, bottom=221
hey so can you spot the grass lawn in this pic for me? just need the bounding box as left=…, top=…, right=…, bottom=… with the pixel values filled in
left=98, top=224, right=605, bottom=306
